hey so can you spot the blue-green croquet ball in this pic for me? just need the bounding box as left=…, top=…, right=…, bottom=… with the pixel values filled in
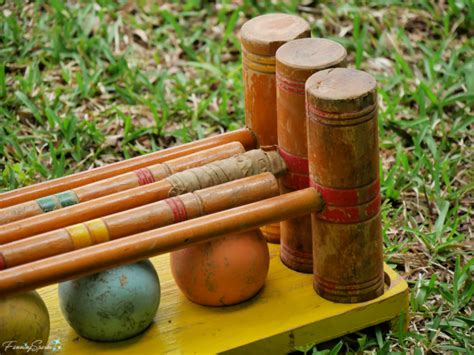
left=58, top=260, right=160, bottom=342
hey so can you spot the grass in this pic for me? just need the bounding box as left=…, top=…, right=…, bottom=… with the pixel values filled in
left=0, top=0, right=472, bottom=353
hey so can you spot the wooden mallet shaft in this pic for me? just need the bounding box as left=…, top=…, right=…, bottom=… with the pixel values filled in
left=0, top=142, right=245, bottom=225
left=0, top=188, right=323, bottom=296
left=0, top=128, right=256, bottom=209
left=0, top=149, right=286, bottom=245
left=0, top=173, right=279, bottom=269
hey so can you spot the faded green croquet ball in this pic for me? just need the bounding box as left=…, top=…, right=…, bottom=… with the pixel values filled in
left=58, top=260, right=160, bottom=342
left=0, top=291, right=50, bottom=355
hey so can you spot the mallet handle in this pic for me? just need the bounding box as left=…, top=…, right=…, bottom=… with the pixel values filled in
left=0, top=148, right=285, bottom=245
left=0, top=174, right=279, bottom=269
left=0, top=128, right=256, bottom=208
left=0, top=142, right=245, bottom=226
left=0, top=188, right=322, bottom=296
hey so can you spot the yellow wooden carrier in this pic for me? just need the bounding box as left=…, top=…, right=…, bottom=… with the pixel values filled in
left=38, top=244, right=409, bottom=354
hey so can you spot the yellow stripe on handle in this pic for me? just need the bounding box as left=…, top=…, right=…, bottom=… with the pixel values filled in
left=66, top=224, right=93, bottom=250
left=86, top=219, right=110, bottom=244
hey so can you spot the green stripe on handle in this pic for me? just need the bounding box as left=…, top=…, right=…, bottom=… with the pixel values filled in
left=37, top=196, right=60, bottom=213
left=37, top=190, right=79, bottom=213
left=56, top=190, right=79, bottom=207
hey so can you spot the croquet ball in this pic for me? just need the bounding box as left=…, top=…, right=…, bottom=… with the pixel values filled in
left=170, top=230, right=270, bottom=306
left=58, top=260, right=160, bottom=342
left=0, top=291, right=50, bottom=355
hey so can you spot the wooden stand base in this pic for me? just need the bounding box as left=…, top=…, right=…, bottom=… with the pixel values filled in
left=38, top=244, right=408, bottom=354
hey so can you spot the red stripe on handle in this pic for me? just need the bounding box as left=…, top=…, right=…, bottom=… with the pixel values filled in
left=311, top=178, right=380, bottom=206
left=175, top=198, right=187, bottom=222
left=0, top=253, right=6, bottom=270
left=165, top=197, right=188, bottom=223
left=135, top=168, right=155, bottom=186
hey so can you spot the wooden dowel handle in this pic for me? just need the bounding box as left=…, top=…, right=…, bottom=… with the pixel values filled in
left=1, top=144, right=274, bottom=245
left=0, top=142, right=245, bottom=226
left=0, top=173, right=279, bottom=269
left=0, top=128, right=256, bottom=208
left=0, top=188, right=322, bottom=296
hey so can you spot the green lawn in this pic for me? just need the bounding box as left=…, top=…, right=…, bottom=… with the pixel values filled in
left=0, top=0, right=473, bottom=353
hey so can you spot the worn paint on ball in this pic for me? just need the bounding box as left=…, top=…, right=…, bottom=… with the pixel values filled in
left=170, top=230, right=270, bottom=306
left=0, top=291, right=50, bottom=355
left=58, top=260, right=160, bottom=342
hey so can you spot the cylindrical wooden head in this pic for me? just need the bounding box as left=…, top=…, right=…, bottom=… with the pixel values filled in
left=306, top=68, right=384, bottom=303
left=276, top=38, right=346, bottom=273
left=240, top=13, right=310, bottom=244
left=240, top=13, right=310, bottom=147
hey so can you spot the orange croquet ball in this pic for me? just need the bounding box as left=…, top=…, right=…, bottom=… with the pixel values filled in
left=170, top=230, right=270, bottom=306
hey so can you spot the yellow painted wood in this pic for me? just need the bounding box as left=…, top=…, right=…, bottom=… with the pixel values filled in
left=38, top=244, right=409, bottom=354
left=65, top=224, right=93, bottom=250
left=86, top=219, right=110, bottom=244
